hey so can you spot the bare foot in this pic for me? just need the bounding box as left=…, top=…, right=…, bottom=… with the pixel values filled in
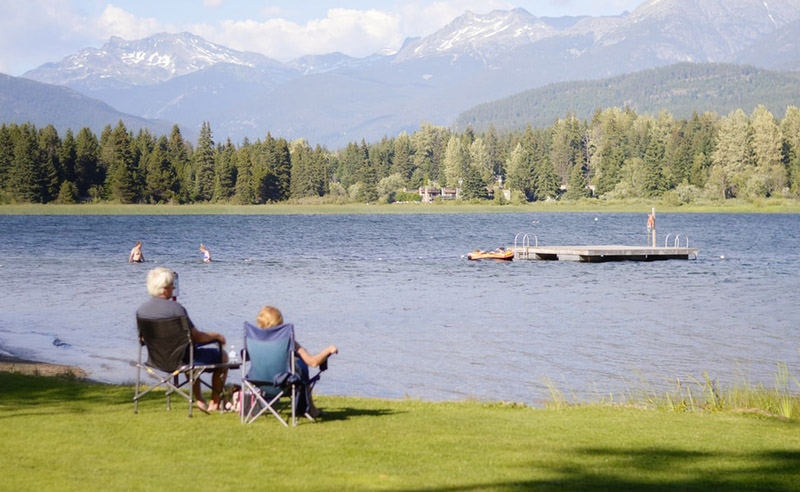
left=196, top=399, right=210, bottom=413
left=207, top=401, right=220, bottom=412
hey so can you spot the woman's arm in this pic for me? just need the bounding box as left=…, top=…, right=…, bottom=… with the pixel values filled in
left=296, top=343, right=338, bottom=368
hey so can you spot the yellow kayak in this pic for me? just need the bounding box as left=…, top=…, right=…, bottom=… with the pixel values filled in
left=467, top=250, right=514, bottom=261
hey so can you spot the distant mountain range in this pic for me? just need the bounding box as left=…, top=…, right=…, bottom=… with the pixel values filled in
left=7, top=0, right=800, bottom=147
left=454, top=63, right=800, bottom=132
left=0, top=73, right=178, bottom=138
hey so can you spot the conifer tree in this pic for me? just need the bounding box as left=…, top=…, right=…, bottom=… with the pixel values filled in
left=10, top=124, right=43, bottom=202
left=461, top=166, right=487, bottom=200
left=214, top=138, right=237, bottom=201
left=234, top=147, right=256, bottom=204
left=781, top=106, right=800, bottom=195
left=168, top=125, right=192, bottom=203
left=564, top=163, right=591, bottom=200
left=38, top=124, right=62, bottom=202
left=144, top=136, right=178, bottom=203
left=0, top=124, right=13, bottom=193
left=392, top=132, right=414, bottom=185
left=194, top=121, right=215, bottom=201
left=105, top=121, right=137, bottom=203
left=59, top=128, right=77, bottom=185
left=642, top=134, right=666, bottom=196
left=74, top=127, right=101, bottom=198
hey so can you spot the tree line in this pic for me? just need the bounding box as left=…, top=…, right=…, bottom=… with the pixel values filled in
left=1, top=104, right=799, bottom=205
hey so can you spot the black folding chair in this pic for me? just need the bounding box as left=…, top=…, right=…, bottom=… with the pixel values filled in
left=134, top=315, right=223, bottom=417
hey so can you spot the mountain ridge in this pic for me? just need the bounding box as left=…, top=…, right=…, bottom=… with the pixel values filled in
left=12, top=0, right=800, bottom=147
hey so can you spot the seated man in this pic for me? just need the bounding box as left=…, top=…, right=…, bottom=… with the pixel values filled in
left=137, top=267, right=228, bottom=412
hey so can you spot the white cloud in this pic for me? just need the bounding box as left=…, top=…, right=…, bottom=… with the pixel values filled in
left=86, top=5, right=169, bottom=40
left=0, top=0, right=522, bottom=74
left=194, top=8, right=405, bottom=60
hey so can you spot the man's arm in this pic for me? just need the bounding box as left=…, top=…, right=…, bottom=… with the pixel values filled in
left=190, top=326, right=226, bottom=345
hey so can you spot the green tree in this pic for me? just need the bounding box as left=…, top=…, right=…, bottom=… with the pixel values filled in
left=104, top=121, right=137, bottom=203
left=781, top=106, right=800, bottom=195
left=74, top=127, right=101, bottom=198
left=641, top=133, right=666, bottom=197
left=38, top=124, right=62, bottom=202
left=710, top=109, right=754, bottom=199
left=505, top=142, right=531, bottom=201
left=550, top=113, right=583, bottom=186
left=56, top=180, right=79, bottom=204
left=213, top=138, right=237, bottom=201
left=461, top=166, right=487, bottom=200
left=0, top=124, right=14, bottom=193
left=750, top=105, right=786, bottom=196
left=392, top=132, right=414, bottom=185
left=59, top=128, right=77, bottom=186
left=234, top=147, right=256, bottom=204
left=589, top=107, right=635, bottom=196
left=9, top=124, right=44, bottom=202
left=563, top=162, right=591, bottom=200
left=470, top=137, right=493, bottom=185
left=144, top=136, right=178, bottom=203
left=443, top=135, right=469, bottom=188
left=168, top=125, right=193, bottom=203
left=194, top=121, right=216, bottom=201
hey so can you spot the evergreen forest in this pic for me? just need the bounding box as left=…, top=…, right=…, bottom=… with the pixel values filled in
left=2, top=104, right=799, bottom=206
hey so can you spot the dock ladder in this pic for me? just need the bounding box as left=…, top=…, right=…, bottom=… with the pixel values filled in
left=513, top=232, right=538, bottom=260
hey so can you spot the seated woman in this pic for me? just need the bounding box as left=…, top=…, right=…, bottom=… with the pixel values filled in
left=256, top=306, right=337, bottom=418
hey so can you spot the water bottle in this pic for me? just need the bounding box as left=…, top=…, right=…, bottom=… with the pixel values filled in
left=228, top=345, right=237, bottom=363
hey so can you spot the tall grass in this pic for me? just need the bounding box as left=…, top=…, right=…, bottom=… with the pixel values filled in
left=544, top=363, right=800, bottom=419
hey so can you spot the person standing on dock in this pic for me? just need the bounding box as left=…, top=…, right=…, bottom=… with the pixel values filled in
left=647, top=211, right=656, bottom=247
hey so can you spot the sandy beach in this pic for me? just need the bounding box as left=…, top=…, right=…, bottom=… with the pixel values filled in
left=0, top=354, right=87, bottom=378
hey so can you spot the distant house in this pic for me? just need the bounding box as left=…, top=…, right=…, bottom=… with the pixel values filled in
left=418, top=186, right=459, bottom=203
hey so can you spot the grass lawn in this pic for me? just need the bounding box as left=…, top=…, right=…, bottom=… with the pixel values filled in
left=1, top=197, right=800, bottom=215
left=1, top=372, right=798, bottom=491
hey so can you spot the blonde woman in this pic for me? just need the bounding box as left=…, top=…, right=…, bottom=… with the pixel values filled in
left=256, top=306, right=337, bottom=417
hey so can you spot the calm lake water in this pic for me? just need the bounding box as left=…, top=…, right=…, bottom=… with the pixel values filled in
left=1, top=212, right=798, bottom=404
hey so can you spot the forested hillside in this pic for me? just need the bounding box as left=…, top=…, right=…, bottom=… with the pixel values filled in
left=455, top=63, right=800, bottom=133
left=2, top=103, right=799, bottom=206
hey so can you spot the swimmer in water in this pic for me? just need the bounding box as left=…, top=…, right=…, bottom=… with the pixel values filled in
left=200, top=243, right=211, bottom=263
left=128, top=241, right=145, bottom=263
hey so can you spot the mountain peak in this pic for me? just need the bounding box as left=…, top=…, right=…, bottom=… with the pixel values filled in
left=394, top=8, right=556, bottom=63
left=23, top=32, right=277, bottom=90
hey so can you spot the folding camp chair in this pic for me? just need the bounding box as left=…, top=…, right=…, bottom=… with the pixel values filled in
left=134, top=315, right=224, bottom=417
left=240, top=321, right=326, bottom=427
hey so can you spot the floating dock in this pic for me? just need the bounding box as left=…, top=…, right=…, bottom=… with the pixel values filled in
left=509, top=245, right=699, bottom=262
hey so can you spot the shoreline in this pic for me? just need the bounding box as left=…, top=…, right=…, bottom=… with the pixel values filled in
left=0, top=354, right=88, bottom=379
left=2, top=199, right=800, bottom=215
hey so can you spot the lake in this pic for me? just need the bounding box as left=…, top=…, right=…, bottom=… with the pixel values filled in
left=0, top=212, right=798, bottom=404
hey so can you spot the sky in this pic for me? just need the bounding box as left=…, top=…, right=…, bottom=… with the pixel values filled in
left=0, top=0, right=645, bottom=76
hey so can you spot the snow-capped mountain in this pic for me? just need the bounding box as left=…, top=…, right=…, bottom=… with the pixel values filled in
left=14, top=0, right=800, bottom=148
left=393, top=9, right=561, bottom=63
left=24, top=32, right=286, bottom=90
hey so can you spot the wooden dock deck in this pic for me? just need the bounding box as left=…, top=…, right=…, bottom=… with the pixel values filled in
left=509, top=245, right=699, bottom=262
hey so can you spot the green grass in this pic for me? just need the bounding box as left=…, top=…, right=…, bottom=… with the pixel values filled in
left=2, top=372, right=799, bottom=491
left=1, top=197, right=800, bottom=215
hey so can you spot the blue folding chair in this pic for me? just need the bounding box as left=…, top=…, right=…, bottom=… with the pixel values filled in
left=240, top=321, right=324, bottom=426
